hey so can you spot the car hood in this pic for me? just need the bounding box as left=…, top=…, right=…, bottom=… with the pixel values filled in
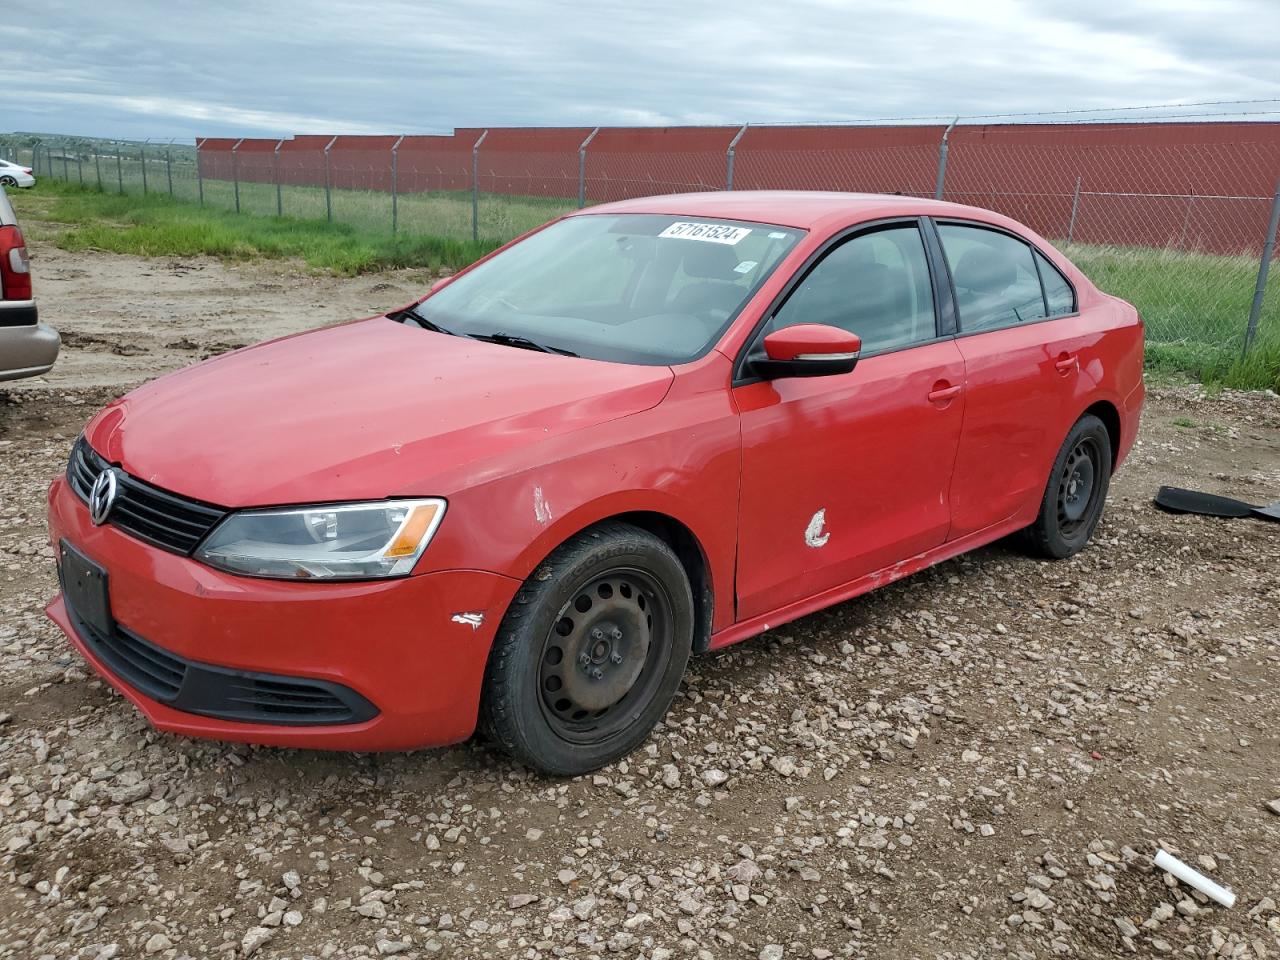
left=83, top=317, right=674, bottom=507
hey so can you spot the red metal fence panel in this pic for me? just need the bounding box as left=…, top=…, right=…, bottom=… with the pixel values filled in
left=583, top=126, right=738, bottom=202
left=944, top=122, right=1280, bottom=253
left=466, top=127, right=592, bottom=199
left=395, top=134, right=472, bottom=193
left=734, top=124, right=944, bottom=197
left=195, top=121, right=1280, bottom=255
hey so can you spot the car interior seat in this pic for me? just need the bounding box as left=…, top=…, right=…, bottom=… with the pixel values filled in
left=951, top=247, right=1017, bottom=328
left=668, top=243, right=744, bottom=325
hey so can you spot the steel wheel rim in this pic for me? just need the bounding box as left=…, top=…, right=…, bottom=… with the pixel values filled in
left=537, top=566, right=673, bottom=745
left=1057, top=436, right=1101, bottom=535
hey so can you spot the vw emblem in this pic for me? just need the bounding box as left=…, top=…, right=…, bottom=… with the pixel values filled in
left=89, top=469, right=119, bottom=526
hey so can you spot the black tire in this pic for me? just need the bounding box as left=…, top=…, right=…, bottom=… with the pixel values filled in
left=0, top=176, right=15, bottom=187
left=479, top=521, right=694, bottom=775
left=1022, top=413, right=1113, bottom=559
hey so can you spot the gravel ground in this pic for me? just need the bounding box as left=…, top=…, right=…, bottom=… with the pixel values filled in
left=1, top=238, right=1279, bottom=960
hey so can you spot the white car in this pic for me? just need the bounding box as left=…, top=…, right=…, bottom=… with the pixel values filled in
left=0, top=159, right=35, bottom=188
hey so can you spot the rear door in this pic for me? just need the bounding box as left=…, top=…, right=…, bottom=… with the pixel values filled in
left=932, top=220, right=1087, bottom=539
left=733, top=220, right=966, bottom=620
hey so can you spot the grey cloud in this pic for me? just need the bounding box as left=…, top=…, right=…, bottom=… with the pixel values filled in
left=3, top=0, right=1277, bottom=141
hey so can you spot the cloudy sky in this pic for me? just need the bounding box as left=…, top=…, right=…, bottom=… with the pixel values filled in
left=5, top=0, right=1279, bottom=141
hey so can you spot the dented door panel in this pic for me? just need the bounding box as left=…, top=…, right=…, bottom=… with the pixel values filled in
left=732, top=340, right=966, bottom=621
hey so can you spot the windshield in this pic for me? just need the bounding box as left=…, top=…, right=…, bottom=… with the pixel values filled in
left=407, top=214, right=804, bottom=364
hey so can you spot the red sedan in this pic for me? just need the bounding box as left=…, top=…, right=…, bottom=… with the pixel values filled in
left=46, top=192, right=1144, bottom=775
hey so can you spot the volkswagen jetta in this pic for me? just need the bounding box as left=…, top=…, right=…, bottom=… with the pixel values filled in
left=46, top=192, right=1144, bottom=775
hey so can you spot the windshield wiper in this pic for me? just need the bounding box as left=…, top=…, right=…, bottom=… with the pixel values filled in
left=468, top=332, right=578, bottom=357
left=389, top=306, right=456, bottom=336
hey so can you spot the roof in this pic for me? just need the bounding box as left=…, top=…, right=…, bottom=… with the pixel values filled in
left=575, top=190, right=1007, bottom=233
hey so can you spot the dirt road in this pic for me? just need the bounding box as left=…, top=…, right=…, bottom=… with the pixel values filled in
left=1, top=238, right=1278, bottom=960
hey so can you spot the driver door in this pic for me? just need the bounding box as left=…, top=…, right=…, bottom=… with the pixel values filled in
left=733, top=220, right=966, bottom=621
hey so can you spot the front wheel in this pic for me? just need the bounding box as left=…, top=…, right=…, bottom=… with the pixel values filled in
left=479, top=521, right=694, bottom=775
left=1022, top=413, right=1113, bottom=559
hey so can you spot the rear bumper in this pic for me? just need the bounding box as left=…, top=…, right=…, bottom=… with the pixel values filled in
left=0, top=317, right=58, bottom=382
left=1116, top=379, right=1144, bottom=470
left=46, top=474, right=521, bottom=751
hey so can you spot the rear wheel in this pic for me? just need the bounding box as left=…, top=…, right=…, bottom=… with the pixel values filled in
left=1022, top=414, right=1112, bottom=559
left=479, top=521, right=694, bottom=775
left=0, top=176, right=16, bottom=187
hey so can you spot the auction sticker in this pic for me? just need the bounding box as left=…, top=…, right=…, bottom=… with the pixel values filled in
left=658, top=222, right=751, bottom=245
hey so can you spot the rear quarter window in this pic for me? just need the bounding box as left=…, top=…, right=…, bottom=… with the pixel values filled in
left=1034, top=250, right=1076, bottom=316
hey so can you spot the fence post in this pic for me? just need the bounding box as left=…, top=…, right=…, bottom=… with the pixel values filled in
left=934, top=118, right=958, bottom=201
left=94, top=149, right=102, bottom=191
left=165, top=144, right=174, bottom=196
left=30, top=140, right=41, bottom=178
left=725, top=123, right=749, bottom=191
left=273, top=138, right=285, bottom=217
left=77, top=154, right=83, bottom=183
left=62, top=145, right=70, bottom=183
left=471, top=129, right=488, bottom=243
left=116, top=144, right=123, bottom=193
left=196, top=138, right=205, bottom=205
left=1243, top=178, right=1280, bottom=356
left=232, top=137, right=245, bottom=213
left=577, top=127, right=599, bottom=209
left=323, top=135, right=338, bottom=223
left=1067, top=176, right=1082, bottom=243
left=390, top=135, right=405, bottom=234
left=141, top=141, right=149, bottom=193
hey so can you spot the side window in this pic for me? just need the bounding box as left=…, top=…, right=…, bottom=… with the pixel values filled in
left=1034, top=249, right=1076, bottom=316
left=771, top=225, right=936, bottom=353
left=938, top=224, right=1047, bottom=332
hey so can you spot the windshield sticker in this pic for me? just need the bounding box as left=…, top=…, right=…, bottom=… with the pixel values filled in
left=734, top=260, right=758, bottom=274
left=768, top=231, right=788, bottom=239
left=658, top=222, right=751, bottom=245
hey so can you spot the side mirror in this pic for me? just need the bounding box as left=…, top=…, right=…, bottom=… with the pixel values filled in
left=754, top=324, right=861, bottom=379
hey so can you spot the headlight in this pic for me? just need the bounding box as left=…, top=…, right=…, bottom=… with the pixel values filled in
left=195, top=499, right=446, bottom=580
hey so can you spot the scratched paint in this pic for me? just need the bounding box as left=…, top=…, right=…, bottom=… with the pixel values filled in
left=450, top=612, right=484, bottom=630
left=804, top=508, right=830, bottom=548
left=533, top=486, right=553, bottom=525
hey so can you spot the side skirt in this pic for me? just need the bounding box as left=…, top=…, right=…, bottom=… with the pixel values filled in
left=708, top=517, right=1025, bottom=651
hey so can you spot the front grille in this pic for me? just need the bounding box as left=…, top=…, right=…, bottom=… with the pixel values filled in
left=59, top=564, right=378, bottom=727
left=67, top=437, right=227, bottom=555
left=78, top=612, right=186, bottom=702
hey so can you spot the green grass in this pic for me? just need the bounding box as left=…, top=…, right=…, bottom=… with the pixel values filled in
left=1062, top=242, right=1280, bottom=391
left=10, top=179, right=1280, bottom=390
left=13, top=180, right=503, bottom=275
left=22, top=158, right=574, bottom=244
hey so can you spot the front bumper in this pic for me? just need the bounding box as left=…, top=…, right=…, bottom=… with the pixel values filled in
left=46, top=475, right=521, bottom=751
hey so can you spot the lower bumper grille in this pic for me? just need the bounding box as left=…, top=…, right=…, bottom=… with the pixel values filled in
left=59, top=568, right=378, bottom=728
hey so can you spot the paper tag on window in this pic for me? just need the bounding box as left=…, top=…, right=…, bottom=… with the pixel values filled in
left=658, top=222, right=751, bottom=245
left=734, top=260, right=757, bottom=273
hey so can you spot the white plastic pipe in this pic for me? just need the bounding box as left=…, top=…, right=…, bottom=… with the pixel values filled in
left=1154, top=849, right=1236, bottom=908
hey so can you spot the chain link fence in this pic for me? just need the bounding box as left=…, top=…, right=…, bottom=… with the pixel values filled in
left=3, top=115, right=1278, bottom=373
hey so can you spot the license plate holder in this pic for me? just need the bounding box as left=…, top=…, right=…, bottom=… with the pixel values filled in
left=59, top=540, right=112, bottom=637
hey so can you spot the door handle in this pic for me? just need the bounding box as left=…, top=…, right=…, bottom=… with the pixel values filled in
left=1054, top=354, right=1078, bottom=374
left=928, top=384, right=962, bottom=403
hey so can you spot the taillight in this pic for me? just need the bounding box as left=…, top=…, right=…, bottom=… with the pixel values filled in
left=0, top=225, right=32, bottom=301
left=21, top=168, right=32, bottom=175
